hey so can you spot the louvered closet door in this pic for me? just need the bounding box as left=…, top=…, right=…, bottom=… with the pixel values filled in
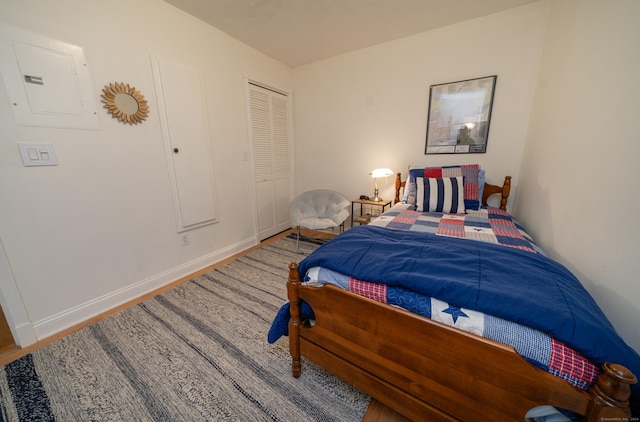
left=249, top=83, right=291, bottom=240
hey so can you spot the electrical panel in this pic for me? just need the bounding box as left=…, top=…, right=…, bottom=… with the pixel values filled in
left=0, top=23, right=100, bottom=129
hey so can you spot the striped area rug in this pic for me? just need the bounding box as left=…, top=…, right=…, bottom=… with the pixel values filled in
left=0, top=235, right=368, bottom=421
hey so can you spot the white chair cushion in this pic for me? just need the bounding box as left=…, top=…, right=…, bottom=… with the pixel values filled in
left=290, top=190, right=350, bottom=230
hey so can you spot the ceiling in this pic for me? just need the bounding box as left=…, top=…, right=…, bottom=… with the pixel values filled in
left=163, top=0, right=539, bottom=68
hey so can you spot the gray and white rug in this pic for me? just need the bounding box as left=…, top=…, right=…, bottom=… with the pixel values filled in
left=0, top=235, right=369, bottom=421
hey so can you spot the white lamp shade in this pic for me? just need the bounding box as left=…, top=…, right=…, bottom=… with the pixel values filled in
left=370, top=168, right=393, bottom=178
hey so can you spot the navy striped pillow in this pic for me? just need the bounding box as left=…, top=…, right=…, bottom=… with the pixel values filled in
left=419, top=176, right=465, bottom=213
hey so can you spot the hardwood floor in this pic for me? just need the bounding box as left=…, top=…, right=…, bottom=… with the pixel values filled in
left=363, top=399, right=412, bottom=422
left=0, top=227, right=408, bottom=421
left=0, top=306, right=17, bottom=356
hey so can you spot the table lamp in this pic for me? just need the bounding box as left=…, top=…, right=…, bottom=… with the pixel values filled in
left=370, top=168, right=393, bottom=202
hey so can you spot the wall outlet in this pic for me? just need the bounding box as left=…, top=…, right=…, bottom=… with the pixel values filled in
left=180, top=233, right=190, bottom=246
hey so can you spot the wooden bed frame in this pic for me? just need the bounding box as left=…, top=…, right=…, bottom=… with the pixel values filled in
left=287, top=173, right=637, bottom=421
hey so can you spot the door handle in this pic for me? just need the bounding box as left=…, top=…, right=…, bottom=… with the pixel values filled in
left=173, top=148, right=179, bottom=153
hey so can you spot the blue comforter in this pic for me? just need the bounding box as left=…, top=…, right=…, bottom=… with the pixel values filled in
left=293, top=225, right=640, bottom=396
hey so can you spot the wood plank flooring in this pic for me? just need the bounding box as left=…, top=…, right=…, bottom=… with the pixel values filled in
left=0, top=306, right=17, bottom=356
left=363, top=399, right=412, bottom=422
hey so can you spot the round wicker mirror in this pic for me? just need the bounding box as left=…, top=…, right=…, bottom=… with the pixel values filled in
left=101, top=82, right=149, bottom=125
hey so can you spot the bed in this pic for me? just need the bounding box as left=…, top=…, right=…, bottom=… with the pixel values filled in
left=270, top=165, right=639, bottom=421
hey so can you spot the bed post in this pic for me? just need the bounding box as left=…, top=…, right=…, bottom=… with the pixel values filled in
left=482, top=175, right=512, bottom=211
left=586, top=363, right=637, bottom=421
left=500, top=176, right=511, bottom=211
left=394, top=172, right=403, bottom=204
left=287, top=262, right=302, bottom=378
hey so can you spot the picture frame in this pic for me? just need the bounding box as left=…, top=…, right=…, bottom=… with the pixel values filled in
left=425, top=75, right=497, bottom=154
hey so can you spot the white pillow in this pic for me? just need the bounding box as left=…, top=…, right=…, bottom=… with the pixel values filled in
left=417, top=176, right=465, bottom=214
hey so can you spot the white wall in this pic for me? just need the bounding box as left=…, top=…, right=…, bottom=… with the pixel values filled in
left=292, top=2, right=551, bottom=206
left=0, top=0, right=292, bottom=344
left=517, top=0, right=640, bottom=352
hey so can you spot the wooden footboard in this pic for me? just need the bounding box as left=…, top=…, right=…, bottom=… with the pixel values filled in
left=287, top=263, right=636, bottom=421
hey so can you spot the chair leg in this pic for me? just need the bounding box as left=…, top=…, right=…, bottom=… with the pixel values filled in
left=296, top=226, right=302, bottom=253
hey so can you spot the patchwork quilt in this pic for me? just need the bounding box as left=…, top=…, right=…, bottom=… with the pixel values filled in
left=369, top=203, right=546, bottom=254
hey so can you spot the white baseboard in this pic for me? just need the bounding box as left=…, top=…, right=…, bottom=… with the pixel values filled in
left=13, top=321, right=38, bottom=348
left=32, top=237, right=257, bottom=342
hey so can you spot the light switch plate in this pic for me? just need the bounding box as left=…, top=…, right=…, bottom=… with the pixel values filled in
left=17, top=143, right=58, bottom=166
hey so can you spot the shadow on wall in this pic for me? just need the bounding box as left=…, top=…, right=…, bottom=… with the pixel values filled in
left=583, top=280, right=640, bottom=355
left=518, top=179, right=639, bottom=354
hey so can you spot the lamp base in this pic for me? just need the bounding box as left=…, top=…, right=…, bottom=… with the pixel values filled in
left=372, top=188, right=381, bottom=202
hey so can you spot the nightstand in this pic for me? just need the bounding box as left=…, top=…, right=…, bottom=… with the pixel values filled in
left=351, top=198, right=392, bottom=226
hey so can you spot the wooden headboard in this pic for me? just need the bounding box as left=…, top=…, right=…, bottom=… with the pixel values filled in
left=393, top=172, right=512, bottom=211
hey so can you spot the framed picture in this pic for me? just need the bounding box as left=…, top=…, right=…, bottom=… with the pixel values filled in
left=425, top=75, right=497, bottom=154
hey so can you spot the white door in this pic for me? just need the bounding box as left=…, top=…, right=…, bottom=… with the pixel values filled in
left=154, top=60, right=218, bottom=232
left=248, top=83, right=291, bottom=240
